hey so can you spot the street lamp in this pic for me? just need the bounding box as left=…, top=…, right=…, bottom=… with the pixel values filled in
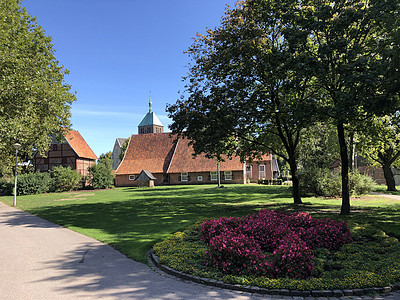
left=13, top=143, right=21, bottom=207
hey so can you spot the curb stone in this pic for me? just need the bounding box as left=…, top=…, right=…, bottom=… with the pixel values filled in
left=148, top=249, right=399, bottom=298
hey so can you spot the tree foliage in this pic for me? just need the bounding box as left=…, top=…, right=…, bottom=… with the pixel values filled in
left=286, top=0, right=400, bottom=214
left=168, top=0, right=399, bottom=213
left=119, top=138, right=130, bottom=161
left=98, top=151, right=113, bottom=170
left=358, top=115, right=400, bottom=191
left=88, top=163, right=114, bottom=190
left=298, top=123, right=339, bottom=170
left=167, top=0, right=320, bottom=204
left=0, top=0, right=75, bottom=175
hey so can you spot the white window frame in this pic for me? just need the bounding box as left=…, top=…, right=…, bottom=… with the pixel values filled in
left=129, top=175, right=135, bottom=181
left=246, top=165, right=252, bottom=179
left=224, top=171, right=232, bottom=181
left=181, top=172, right=188, bottom=182
left=259, top=164, right=266, bottom=179
left=210, top=171, right=218, bottom=181
left=197, top=176, right=203, bottom=182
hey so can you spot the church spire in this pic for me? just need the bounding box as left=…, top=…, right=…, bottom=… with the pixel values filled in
left=149, top=91, right=152, bottom=113
left=138, top=92, right=164, bottom=134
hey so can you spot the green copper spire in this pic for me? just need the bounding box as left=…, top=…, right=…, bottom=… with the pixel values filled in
left=138, top=93, right=163, bottom=127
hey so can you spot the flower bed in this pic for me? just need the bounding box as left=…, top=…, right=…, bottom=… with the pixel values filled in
left=153, top=209, right=400, bottom=291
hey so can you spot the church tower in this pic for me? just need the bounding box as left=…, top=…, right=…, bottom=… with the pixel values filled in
left=138, top=95, right=164, bottom=134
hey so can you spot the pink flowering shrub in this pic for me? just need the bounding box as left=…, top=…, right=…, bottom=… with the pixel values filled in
left=271, top=233, right=314, bottom=279
left=200, top=210, right=352, bottom=279
left=201, top=216, right=241, bottom=245
left=206, top=229, right=269, bottom=275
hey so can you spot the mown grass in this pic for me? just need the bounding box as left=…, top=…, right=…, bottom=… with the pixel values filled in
left=375, top=184, right=400, bottom=195
left=1, top=184, right=399, bottom=263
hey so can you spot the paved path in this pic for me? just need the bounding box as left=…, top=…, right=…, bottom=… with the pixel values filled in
left=371, top=192, right=400, bottom=201
left=0, top=202, right=399, bottom=300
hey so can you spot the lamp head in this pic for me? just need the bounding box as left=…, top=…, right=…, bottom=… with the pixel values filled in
left=13, top=143, right=21, bottom=150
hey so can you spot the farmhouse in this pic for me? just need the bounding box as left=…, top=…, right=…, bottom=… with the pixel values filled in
left=34, top=129, right=97, bottom=177
left=114, top=101, right=275, bottom=187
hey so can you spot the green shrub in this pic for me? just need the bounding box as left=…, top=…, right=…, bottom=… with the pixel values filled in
left=0, top=178, right=13, bottom=195
left=88, top=163, right=114, bottom=189
left=15, top=172, right=53, bottom=195
left=299, top=168, right=374, bottom=197
left=349, top=171, right=375, bottom=196
left=299, top=168, right=341, bottom=197
left=51, top=165, right=82, bottom=192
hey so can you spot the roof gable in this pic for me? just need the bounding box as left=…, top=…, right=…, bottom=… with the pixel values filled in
left=115, top=133, right=176, bottom=175
left=64, top=130, right=97, bottom=160
left=116, top=138, right=127, bottom=147
left=136, top=169, right=157, bottom=180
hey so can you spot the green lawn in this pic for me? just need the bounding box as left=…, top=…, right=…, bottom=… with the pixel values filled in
left=1, top=184, right=399, bottom=263
left=374, top=184, right=400, bottom=195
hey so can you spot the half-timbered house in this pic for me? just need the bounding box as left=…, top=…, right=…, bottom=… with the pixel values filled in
left=35, top=130, right=97, bottom=177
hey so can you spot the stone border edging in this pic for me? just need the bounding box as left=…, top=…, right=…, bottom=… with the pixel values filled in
left=149, top=249, right=400, bottom=298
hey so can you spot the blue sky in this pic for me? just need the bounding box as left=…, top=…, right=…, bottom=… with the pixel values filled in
left=21, top=0, right=236, bottom=157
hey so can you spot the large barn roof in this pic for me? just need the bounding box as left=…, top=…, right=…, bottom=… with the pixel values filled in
left=166, top=138, right=243, bottom=173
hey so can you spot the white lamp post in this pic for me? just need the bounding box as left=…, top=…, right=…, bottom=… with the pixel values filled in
left=13, top=143, right=21, bottom=207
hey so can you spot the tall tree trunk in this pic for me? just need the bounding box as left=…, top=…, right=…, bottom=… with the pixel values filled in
left=382, top=162, right=397, bottom=191
left=288, top=156, right=303, bottom=204
left=337, top=122, right=350, bottom=215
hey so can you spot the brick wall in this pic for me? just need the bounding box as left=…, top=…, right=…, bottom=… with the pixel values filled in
left=357, top=166, right=386, bottom=185
left=246, top=160, right=273, bottom=183
left=168, top=170, right=245, bottom=185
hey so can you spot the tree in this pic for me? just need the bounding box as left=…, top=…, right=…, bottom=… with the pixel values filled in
left=358, top=115, right=400, bottom=191
left=0, top=0, right=75, bottom=175
left=298, top=123, right=339, bottom=170
left=167, top=0, right=319, bottom=204
left=119, top=138, right=130, bottom=161
left=287, top=0, right=400, bottom=214
left=98, top=151, right=113, bottom=170
left=88, top=163, right=114, bottom=190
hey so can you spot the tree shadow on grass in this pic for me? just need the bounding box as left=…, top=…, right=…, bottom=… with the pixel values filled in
left=17, top=186, right=400, bottom=263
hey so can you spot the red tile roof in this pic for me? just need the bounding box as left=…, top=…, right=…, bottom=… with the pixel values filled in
left=115, top=133, right=177, bottom=175
left=115, top=133, right=272, bottom=175
left=167, top=138, right=243, bottom=173
left=64, top=130, right=97, bottom=160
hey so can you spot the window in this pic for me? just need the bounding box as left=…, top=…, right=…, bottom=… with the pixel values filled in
left=259, top=165, right=266, bottom=179
left=210, top=171, right=218, bottom=181
left=181, top=172, right=188, bottom=181
left=197, top=176, right=203, bottom=182
left=129, top=175, right=135, bottom=181
left=224, top=171, right=232, bottom=181
left=52, top=144, right=57, bottom=151
left=246, top=165, right=252, bottom=179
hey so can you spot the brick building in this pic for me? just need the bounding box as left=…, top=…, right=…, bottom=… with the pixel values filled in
left=35, top=129, right=97, bottom=177
left=114, top=100, right=275, bottom=187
